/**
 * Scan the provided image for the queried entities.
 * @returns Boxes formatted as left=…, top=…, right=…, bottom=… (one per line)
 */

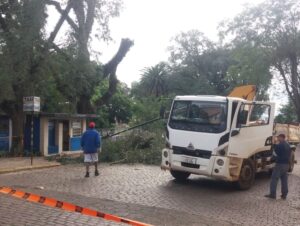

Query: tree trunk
left=11, top=107, right=24, bottom=156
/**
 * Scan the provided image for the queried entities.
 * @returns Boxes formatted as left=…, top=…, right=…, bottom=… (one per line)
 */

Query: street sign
left=23, top=96, right=40, bottom=112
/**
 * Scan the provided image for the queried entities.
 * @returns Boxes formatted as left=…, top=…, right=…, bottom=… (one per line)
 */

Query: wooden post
left=30, top=112, right=34, bottom=166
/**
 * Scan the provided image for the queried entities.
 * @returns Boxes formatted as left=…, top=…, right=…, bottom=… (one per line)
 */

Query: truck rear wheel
left=170, top=170, right=190, bottom=182
left=288, top=151, right=295, bottom=172
left=235, top=159, right=255, bottom=190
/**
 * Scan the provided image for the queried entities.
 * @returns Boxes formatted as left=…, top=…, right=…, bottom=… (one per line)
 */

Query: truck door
left=228, top=102, right=275, bottom=159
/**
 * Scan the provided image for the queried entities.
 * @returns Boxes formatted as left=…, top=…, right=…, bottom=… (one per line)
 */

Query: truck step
left=229, top=164, right=238, bottom=169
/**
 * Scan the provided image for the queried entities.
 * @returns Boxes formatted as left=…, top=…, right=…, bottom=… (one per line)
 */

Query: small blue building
left=0, top=116, right=12, bottom=152
left=23, top=113, right=97, bottom=156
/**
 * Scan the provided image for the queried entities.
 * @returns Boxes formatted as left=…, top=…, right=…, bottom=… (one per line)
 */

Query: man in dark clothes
left=265, top=134, right=291, bottom=200
left=81, top=122, right=101, bottom=178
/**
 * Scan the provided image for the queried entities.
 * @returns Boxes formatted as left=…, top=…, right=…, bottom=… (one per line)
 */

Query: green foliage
left=226, top=44, right=272, bottom=100
left=168, top=30, right=230, bottom=95
left=0, top=0, right=47, bottom=103
left=133, top=29, right=273, bottom=99
left=275, top=100, right=297, bottom=123
left=100, top=128, right=164, bottom=165
left=130, top=97, right=171, bottom=124
left=132, top=62, right=170, bottom=97
left=221, top=0, right=300, bottom=117
left=92, top=82, right=133, bottom=128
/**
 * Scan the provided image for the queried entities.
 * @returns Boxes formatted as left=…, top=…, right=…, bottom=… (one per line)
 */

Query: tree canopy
left=0, top=0, right=133, bottom=153
left=221, top=0, right=300, bottom=118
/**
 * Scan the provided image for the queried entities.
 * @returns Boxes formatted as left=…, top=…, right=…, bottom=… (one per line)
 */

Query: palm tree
left=140, top=62, right=169, bottom=97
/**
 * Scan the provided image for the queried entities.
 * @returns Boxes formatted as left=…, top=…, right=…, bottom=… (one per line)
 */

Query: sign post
left=23, top=97, right=40, bottom=165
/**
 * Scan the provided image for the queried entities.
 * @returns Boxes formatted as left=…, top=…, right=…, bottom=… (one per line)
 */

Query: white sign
left=23, top=96, right=40, bottom=112
left=72, top=121, right=81, bottom=129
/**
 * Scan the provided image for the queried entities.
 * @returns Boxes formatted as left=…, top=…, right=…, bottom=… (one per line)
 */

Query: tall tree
left=168, top=30, right=233, bottom=95
left=0, top=0, right=48, bottom=153
left=133, top=62, right=169, bottom=97
left=221, top=0, right=300, bottom=119
left=226, top=44, right=272, bottom=100
left=46, top=0, right=133, bottom=113
left=0, top=0, right=133, bottom=154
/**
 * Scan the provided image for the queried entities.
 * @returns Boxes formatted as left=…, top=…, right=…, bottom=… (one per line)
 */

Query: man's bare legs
left=85, top=162, right=99, bottom=177
left=94, top=162, right=99, bottom=176
left=85, top=163, right=90, bottom=177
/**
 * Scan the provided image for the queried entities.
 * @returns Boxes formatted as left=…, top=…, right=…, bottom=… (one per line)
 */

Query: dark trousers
left=270, top=163, right=289, bottom=197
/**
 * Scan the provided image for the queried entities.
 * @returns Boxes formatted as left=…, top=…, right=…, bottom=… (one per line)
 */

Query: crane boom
left=228, top=85, right=256, bottom=101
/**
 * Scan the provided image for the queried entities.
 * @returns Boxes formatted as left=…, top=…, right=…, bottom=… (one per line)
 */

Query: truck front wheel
left=235, top=159, right=255, bottom=190
left=170, top=170, right=190, bottom=182
left=288, top=151, right=295, bottom=173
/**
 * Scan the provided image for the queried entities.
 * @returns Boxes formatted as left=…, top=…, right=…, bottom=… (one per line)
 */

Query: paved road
left=0, top=150, right=300, bottom=226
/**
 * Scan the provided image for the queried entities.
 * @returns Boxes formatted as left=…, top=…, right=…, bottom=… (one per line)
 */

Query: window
left=237, top=104, right=270, bottom=127
left=169, top=101, right=227, bottom=133
left=231, top=102, right=238, bottom=126
left=72, top=120, right=82, bottom=137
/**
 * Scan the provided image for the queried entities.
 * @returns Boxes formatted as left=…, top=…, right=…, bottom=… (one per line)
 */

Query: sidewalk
left=0, top=157, right=60, bottom=174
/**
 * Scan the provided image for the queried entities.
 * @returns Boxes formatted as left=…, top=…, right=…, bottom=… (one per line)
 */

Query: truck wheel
left=235, top=159, right=255, bottom=190
left=288, top=151, right=295, bottom=173
left=170, top=170, right=190, bottom=182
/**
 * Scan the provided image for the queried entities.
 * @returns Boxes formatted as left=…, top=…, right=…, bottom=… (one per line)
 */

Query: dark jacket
left=274, top=141, right=291, bottom=164
left=80, top=129, right=101, bottom=154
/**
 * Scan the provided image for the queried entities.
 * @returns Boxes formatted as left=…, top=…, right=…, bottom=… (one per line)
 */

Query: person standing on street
left=81, top=122, right=101, bottom=177
left=265, top=134, right=291, bottom=200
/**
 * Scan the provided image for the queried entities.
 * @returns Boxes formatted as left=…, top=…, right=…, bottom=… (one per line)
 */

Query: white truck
left=161, top=87, right=297, bottom=189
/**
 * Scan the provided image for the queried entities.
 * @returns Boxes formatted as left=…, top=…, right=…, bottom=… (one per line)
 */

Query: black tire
left=288, top=151, right=295, bottom=173
left=235, top=159, right=255, bottom=190
left=170, top=170, right=190, bottom=182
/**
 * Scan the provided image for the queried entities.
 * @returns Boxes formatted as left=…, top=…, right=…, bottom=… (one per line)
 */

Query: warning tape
left=0, top=187, right=152, bottom=226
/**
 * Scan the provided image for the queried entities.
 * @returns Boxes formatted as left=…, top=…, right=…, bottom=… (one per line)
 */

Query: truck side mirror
left=231, top=129, right=240, bottom=137
left=159, top=106, right=166, bottom=118
left=164, top=111, right=170, bottom=120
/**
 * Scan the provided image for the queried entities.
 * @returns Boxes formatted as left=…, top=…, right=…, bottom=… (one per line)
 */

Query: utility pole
left=23, top=97, right=40, bottom=165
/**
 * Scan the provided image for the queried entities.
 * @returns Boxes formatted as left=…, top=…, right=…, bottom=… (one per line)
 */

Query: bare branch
left=276, top=62, right=295, bottom=102
left=103, top=38, right=134, bottom=78
left=45, top=0, right=79, bottom=33
left=47, top=0, right=74, bottom=44
left=85, top=0, right=96, bottom=36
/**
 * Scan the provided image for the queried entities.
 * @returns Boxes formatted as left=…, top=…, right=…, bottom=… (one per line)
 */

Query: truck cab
left=161, top=95, right=275, bottom=189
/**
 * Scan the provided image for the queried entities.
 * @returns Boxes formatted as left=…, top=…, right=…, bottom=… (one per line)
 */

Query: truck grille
left=172, top=146, right=211, bottom=159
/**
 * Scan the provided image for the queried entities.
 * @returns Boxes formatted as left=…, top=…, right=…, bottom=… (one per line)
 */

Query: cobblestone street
left=0, top=150, right=300, bottom=226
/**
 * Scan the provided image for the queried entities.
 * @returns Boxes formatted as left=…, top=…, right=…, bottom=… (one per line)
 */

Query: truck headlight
left=217, top=159, right=224, bottom=166
left=218, top=149, right=226, bottom=156
left=165, top=141, right=170, bottom=148
left=163, top=150, right=168, bottom=158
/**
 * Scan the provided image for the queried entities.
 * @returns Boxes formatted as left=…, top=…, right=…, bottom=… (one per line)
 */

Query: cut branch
left=103, top=38, right=134, bottom=78
left=95, top=38, right=134, bottom=106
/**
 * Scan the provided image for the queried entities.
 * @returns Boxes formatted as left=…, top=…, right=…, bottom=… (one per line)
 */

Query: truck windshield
left=169, top=101, right=227, bottom=133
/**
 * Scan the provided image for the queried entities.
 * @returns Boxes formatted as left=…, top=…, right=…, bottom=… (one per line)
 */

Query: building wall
left=40, top=117, right=87, bottom=156
left=40, top=117, right=49, bottom=156
left=0, top=116, right=11, bottom=152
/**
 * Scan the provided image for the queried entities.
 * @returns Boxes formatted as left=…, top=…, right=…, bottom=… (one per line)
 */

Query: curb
left=0, top=163, right=61, bottom=174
